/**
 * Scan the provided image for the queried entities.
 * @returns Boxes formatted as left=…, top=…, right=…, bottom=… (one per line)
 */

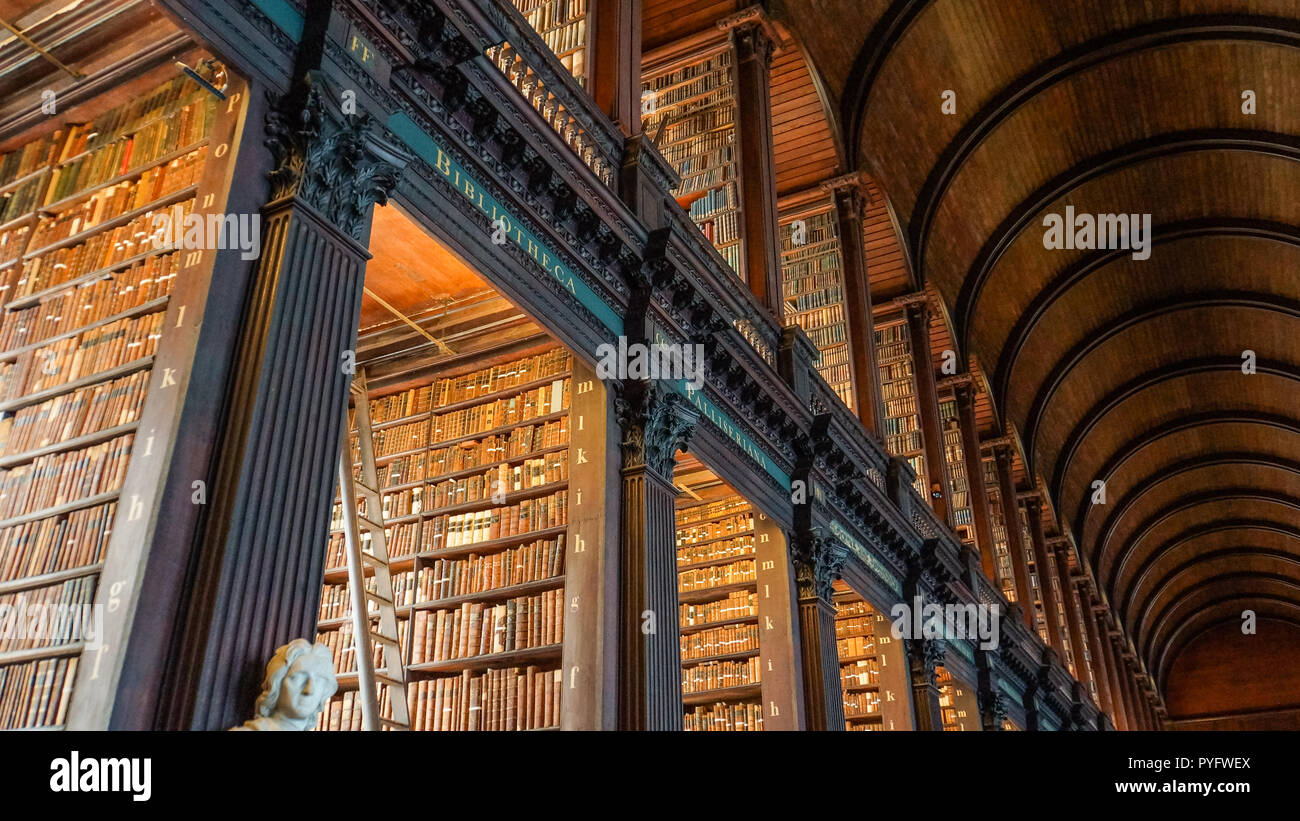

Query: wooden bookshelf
left=642, top=45, right=744, bottom=278
left=676, top=493, right=763, bottom=730
left=936, top=665, right=970, bottom=731
left=315, top=346, right=576, bottom=731
left=1017, top=505, right=1050, bottom=644
left=939, top=396, right=975, bottom=546
left=0, top=68, right=229, bottom=730
left=981, top=455, right=1017, bottom=602
left=510, top=0, right=588, bottom=85
left=874, top=317, right=927, bottom=497
left=833, top=583, right=912, bottom=730
left=780, top=199, right=854, bottom=410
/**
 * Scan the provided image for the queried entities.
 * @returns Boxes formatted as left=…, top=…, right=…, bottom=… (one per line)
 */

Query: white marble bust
left=233, top=639, right=338, bottom=731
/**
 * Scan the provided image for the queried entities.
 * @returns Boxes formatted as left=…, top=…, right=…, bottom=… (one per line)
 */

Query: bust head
left=243, top=639, right=338, bottom=731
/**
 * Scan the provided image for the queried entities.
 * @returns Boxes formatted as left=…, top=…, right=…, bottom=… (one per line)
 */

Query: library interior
left=0, top=0, right=1296, bottom=732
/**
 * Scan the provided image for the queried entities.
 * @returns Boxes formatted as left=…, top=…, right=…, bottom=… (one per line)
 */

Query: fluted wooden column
left=1054, top=544, right=1097, bottom=698
left=1024, top=496, right=1067, bottom=656
left=953, top=379, right=998, bottom=581
left=901, top=296, right=953, bottom=525
left=822, top=174, right=884, bottom=435
left=160, top=73, right=409, bottom=730
left=1079, top=583, right=1115, bottom=720
left=793, top=532, right=850, bottom=730
left=1097, top=610, right=1128, bottom=732
left=614, top=378, right=698, bottom=730
left=721, top=8, right=783, bottom=318
left=992, top=445, right=1035, bottom=627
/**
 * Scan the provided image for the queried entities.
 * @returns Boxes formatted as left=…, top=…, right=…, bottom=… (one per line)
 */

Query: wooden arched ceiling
left=769, top=22, right=842, bottom=195
left=785, top=0, right=1300, bottom=701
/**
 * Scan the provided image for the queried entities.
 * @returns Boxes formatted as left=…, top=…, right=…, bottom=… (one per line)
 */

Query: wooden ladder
left=336, top=367, right=410, bottom=731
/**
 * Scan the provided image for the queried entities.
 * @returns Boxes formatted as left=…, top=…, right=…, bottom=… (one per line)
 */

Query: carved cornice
left=613, top=380, right=699, bottom=479
left=265, top=72, right=410, bottom=241
left=935, top=372, right=975, bottom=391
left=793, top=531, right=851, bottom=602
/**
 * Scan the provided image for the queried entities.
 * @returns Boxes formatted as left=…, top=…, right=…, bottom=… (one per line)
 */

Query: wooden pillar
left=906, top=641, right=946, bottom=731
left=1115, top=640, right=1141, bottom=730
left=901, top=296, right=953, bottom=524
left=1079, top=584, right=1115, bottom=720
left=992, top=445, right=1034, bottom=627
left=821, top=174, right=884, bottom=436
left=1097, top=611, right=1131, bottom=731
left=159, top=72, right=411, bottom=729
left=588, top=0, right=641, bottom=135
left=1024, top=497, right=1067, bottom=656
left=719, top=9, right=783, bottom=320
left=1054, top=544, right=1097, bottom=698
left=953, top=379, right=998, bottom=581
left=792, top=532, right=849, bottom=730
left=613, top=377, right=699, bottom=730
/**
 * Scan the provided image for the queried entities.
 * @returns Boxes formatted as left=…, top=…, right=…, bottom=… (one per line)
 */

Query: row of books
left=0, top=176, right=47, bottom=224
left=0, top=656, right=78, bottom=729
left=409, top=589, right=564, bottom=663
left=884, top=395, right=918, bottom=419
left=841, top=659, right=879, bottom=690
left=885, top=431, right=923, bottom=456
left=315, top=622, right=390, bottom=673
left=526, top=11, right=585, bottom=57
left=426, top=453, right=568, bottom=509
left=804, top=323, right=847, bottom=349
left=27, top=171, right=191, bottom=254
left=418, top=535, right=565, bottom=600
left=369, top=419, right=426, bottom=459
left=0, top=133, right=63, bottom=188
left=681, top=656, right=761, bottom=693
left=314, top=687, right=394, bottom=732
left=0, top=225, right=29, bottom=269
left=658, top=128, right=733, bottom=170
left=0, top=434, right=133, bottom=521
left=0, top=502, right=115, bottom=582
left=6, top=202, right=192, bottom=303
left=322, top=521, right=421, bottom=569
left=676, top=495, right=749, bottom=526
left=58, top=75, right=208, bottom=161
left=0, top=312, right=163, bottom=402
left=837, top=635, right=877, bottom=659
left=680, top=623, right=759, bottom=661
left=676, top=511, right=752, bottom=546
left=406, top=666, right=562, bottom=731
left=0, top=255, right=177, bottom=352
left=47, top=136, right=208, bottom=211
left=677, top=534, right=754, bottom=568
left=686, top=181, right=737, bottom=220
left=426, top=379, right=569, bottom=444
left=367, top=349, right=571, bottom=423
left=684, top=701, right=763, bottom=731
left=425, top=490, right=568, bottom=549
left=880, top=373, right=919, bottom=401
left=421, top=419, right=569, bottom=481
left=0, top=369, right=149, bottom=457
left=679, top=590, right=757, bottom=629
left=882, top=413, right=921, bottom=437
left=845, top=690, right=881, bottom=719
left=835, top=614, right=875, bottom=639
left=678, top=558, right=755, bottom=593
left=45, top=109, right=210, bottom=205
left=784, top=283, right=844, bottom=313
left=0, top=575, right=97, bottom=653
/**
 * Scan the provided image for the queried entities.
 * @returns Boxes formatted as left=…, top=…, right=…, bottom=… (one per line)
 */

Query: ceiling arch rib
left=1092, top=455, right=1300, bottom=581
left=1048, top=359, right=1300, bottom=507
left=1133, top=547, right=1300, bottom=643
left=1148, top=584, right=1300, bottom=676
left=951, top=129, right=1300, bottom=358
left=995, top=220, right=1300, bottom=410
left=908, top=16, right=1300, bottom=283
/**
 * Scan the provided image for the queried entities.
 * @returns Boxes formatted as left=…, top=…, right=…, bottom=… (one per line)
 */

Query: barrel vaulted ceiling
left=777, top=0, right=1300, bottom=699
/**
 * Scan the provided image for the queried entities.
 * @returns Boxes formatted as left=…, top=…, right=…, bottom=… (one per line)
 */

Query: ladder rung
left=355, top=481, right=379, bottom=495
left=371, top=631, right=400, bottom=646
left=358, top=515, right=386, bottom=532
left=379, top=718, right=408, bottom=730
left=365, top=591, right=393, bottom=608
left=376, top=672, right=406, bottom=689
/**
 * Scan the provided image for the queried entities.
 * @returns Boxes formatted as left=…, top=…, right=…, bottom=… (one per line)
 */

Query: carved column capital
left=793, top=531, right=850, bottom=603
left=718, top=6, right=779, bottom=66
left=906, top=637, right=947, bottom=687
left=613, top=381, right=699, bottom=479
left=265, top=71, right=410, bottom=241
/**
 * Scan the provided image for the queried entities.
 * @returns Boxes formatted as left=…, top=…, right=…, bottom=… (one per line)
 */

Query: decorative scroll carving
left=793, top=532, right=850, bottom=602
left=265, top=72, right=408, bottom=241
left=613, top=381, right=699, bottom=479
